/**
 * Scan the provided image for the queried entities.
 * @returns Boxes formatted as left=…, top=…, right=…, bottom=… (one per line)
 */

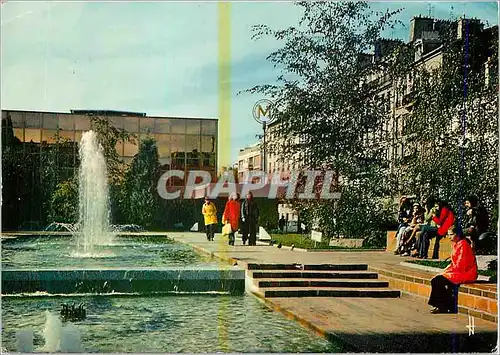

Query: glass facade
left=2, top=110, right=218, bottom=183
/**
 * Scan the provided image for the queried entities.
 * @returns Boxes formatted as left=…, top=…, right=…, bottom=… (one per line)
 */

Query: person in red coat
left=222, top=192, right=241, bottom=246
left=419, top=199, right=456, bottom=259
left=428, top=225, right=478, bottom=314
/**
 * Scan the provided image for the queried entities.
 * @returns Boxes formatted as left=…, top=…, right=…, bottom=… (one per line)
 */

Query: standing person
left=419, top=199, right=455, bottom=259
left=202, top=196, right=217, bottom=241
left=428, top=225, right=477, bottom=314
left=463, top=195, right=489, bottom=250
left=222, top=192, right=240, bottom=246
left=241, top=192, right=260, bottom=246
left=278, top=215, right=286, bottom=233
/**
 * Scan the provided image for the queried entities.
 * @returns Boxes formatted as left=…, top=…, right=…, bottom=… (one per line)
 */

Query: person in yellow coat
left=202, top=196, right=217, bottom=241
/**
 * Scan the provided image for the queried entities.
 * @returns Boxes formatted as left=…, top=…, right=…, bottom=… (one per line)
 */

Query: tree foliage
left=389, top=20, right=498, bottom=230
left=120, top=137, right=161, bottom=228
left=245, top=1, right=402, bottom=240
left=49, top=178, right=78, bottom=223
left=247, top=2, right=498, bottom=242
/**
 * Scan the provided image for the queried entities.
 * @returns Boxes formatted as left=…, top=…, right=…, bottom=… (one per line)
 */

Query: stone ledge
left=386, top=230, right=452, bottom=260
left=2, top=269, right=245, bottom=295
left=377, top=272, right=498, bottom=323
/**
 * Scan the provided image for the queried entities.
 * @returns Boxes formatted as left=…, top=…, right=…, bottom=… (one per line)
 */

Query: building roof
left=1, top=108, right=217, bottom=121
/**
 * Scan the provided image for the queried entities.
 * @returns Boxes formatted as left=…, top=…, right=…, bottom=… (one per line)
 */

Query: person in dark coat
left=463, top=195, right=489, bottom=250
left=278, top=215, right=286, bottom=232
left=241, top=191, right=259, bottom=246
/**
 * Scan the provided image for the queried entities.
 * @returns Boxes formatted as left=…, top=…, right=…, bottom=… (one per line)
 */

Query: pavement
left=167, top=232, right=499, bottom=353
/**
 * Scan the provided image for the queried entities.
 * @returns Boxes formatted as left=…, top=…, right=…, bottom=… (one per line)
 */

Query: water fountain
left=76, top=131, right=113, bottom=255
left=1, top=130, right=341, bottom=353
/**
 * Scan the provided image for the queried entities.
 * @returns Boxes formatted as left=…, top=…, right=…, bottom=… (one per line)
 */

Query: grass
left=407, top=259, right=496, bottom=278
left=269, top=233, right=378, bottom=250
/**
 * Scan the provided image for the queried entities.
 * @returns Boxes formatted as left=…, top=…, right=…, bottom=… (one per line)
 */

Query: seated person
left=428, top=225, right=477, bottom=314
left=393, top=197, right=413, bottom=253
left=418, top=199, right=455, bottom=259
left=397, top=203, right=424, bottom=256
left=463, top=195, right=489, bottom=250
left=410, top=197, right=437, bottom=257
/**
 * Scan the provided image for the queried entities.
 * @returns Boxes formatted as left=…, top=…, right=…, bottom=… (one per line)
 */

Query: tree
left=49, top=178, right=78, bottom=223
left=389, top=19, right=498, bottom=231
left=121, top=137, right=161, bottom=229
left=245, top=1, right=402, bottom=239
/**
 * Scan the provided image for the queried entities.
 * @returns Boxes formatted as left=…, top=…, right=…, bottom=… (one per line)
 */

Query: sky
left=1, top=1, right=498, bottom=163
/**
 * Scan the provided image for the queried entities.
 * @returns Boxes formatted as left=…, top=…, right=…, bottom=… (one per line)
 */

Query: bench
left=386, top=230, right=452, bottom=260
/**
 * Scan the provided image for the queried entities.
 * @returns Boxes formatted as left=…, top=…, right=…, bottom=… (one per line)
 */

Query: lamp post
left=252, top=98, right=275, bottom=173
left=262, top=122, right=267, bottom=173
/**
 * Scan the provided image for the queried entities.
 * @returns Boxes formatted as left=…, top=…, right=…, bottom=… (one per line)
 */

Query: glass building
left=2, top=109, right=218, bottom=182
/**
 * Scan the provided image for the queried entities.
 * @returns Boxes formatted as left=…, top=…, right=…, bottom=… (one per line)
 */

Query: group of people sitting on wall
left=393, top=195, right=489, bottom=259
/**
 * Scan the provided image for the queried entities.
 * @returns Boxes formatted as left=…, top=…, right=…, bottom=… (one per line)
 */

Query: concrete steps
left=256, top=279, right=389, bottom=288
left=247, top=263, right=368, bottom=271
left=250, top=271, right=379, bottom=279
left=256, top=287, right=401, bottom=298
left=248, top=264, right=400, bottom=299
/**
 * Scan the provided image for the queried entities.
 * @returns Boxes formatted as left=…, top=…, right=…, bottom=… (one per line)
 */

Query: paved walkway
left=167, top=232, right=498, bottom=353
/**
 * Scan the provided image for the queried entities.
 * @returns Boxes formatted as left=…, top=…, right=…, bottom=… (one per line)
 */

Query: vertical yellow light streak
left=217, top=1, right=231, bottom=352
left=218, top=1, right=231, bottom=171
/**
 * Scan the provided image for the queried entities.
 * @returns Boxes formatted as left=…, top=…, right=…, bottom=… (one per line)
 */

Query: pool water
left=2, top=294, right=342, bottom=353
left=1, top=235, right=217, bottom=269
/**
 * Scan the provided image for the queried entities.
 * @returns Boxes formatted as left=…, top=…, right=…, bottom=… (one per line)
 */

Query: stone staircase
left=247, top=263, right=400, bottom=298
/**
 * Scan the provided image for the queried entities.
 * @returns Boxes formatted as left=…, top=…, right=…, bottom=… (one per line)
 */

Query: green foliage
left=255, top=198, right=278, bottom=230
left=247, top=4, right=498, bottom=243
left=49, top=179, right=78, bottom=223
left=388, top=20, right=498, bottom=231
left=121, top=137, right=160, bottom=229
left=245, top=2, right=402, bottom=240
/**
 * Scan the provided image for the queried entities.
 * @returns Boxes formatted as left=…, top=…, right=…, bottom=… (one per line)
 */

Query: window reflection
left=186, top=135, right=200, bottom=151
left=59, top=114, right=74, bottom=130
left=201, top=120, right=217, bottom=135
left=25, top=112, right=40, bottom=128
left=109, top=117, right=123, bottom=130
left=155, top=134, right=171, bottom=158
left=75, top=115, right=90, bottom=131
left=59, top=130, right=75, bottom=142
left=42, top=130, right=58, bottom=144
left=171, top=119, right=185, bottom=134
left=75, top=131, right=83, bottom=144
left=171, top=152, right=186, bottom=169
left=186, top=120, right=201, bottom=135
left=42, top=113, right=58, bottom=129
left=123, top=117, right=139, bottom=133
left=155, top=118, right=171, bottom=134
left=171, top=134, right=185, bottom=153
left=25, top=129, right=41, bottom=143
left=10, top=112, right=25, bottom=128
left=13, top=129, right=24, bottom=142
left=139, top=117, right=154, bottom=134
left=201, top=136, right=216, bottom=153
